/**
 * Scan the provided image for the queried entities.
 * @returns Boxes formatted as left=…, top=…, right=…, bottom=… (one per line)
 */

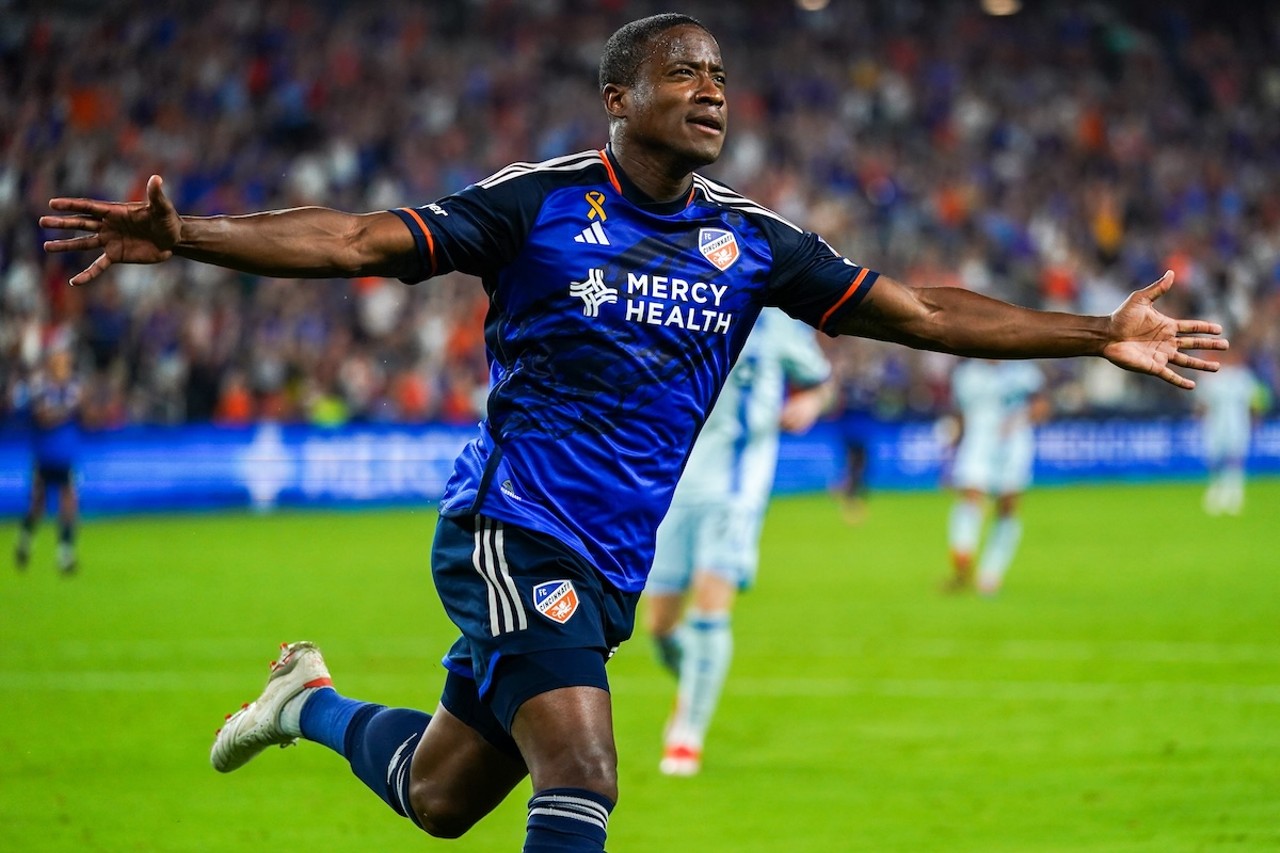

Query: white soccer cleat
left=210, top=641, right=332, bottom=773
left=659, top=742, right=702, bottom=777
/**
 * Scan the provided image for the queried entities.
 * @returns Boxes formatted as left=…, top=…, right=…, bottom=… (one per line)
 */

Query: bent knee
left=409, top=780, right=483, bottom=839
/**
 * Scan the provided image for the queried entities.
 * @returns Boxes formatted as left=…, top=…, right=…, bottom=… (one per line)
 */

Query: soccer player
left=1195, top=346, right=1267, bottom=516
left=645, top=307, right=831, bottom=776
left=39, top=14, right=1226, bottom=851
left=943, top=359, right=1049, bottom=596
left=14, top=347, right=83, bottom=574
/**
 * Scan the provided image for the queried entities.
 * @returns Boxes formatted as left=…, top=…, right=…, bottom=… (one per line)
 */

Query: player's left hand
left=1101, top=271, right=1227, bottom=390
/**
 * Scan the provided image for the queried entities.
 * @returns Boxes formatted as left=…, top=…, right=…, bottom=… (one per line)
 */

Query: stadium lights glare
left=796, top=0, right=831, bottom=11
left=981, top=0, right=1022, bottom=14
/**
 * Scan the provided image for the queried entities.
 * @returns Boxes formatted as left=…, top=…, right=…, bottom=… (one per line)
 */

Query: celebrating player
left=39, top=14, right=1226, bottom=852
left=645, top=307, right=831, bottom=776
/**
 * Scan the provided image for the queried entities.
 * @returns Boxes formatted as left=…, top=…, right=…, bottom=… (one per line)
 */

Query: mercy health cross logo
left=569, top=268, right=617, bottom=317
left=698, top=228, right=740, bottom=272
left=533, top=580, right=580, bottom=624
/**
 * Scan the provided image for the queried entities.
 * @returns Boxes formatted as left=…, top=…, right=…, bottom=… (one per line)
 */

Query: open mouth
left=688, top=116, right=723, bottom=134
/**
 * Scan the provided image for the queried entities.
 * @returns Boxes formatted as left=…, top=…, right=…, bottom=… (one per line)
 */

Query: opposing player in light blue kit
left=1195, top=346, right=1267, bottom=516
left=40, top=13, right=1227, bottom=851
left=645, top=307, right=831, bottom=776
left=944, top=359, right=1049, bottom=595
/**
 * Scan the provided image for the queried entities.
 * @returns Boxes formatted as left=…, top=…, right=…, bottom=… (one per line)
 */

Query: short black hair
left=598, top=13, right=708, bottom=92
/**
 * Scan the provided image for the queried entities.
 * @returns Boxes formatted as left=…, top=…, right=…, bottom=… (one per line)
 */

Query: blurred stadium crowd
left=2, top=0, right=1278, bottom=428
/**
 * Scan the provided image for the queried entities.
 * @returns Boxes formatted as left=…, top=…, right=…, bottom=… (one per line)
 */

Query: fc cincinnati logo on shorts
left=532, top=580, right=580, bottom=624
left=698, top=228, right=740, bottom=272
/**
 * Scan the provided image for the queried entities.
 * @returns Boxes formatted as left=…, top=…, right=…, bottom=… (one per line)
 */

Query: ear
left=602, top=83, right=628, bottom=120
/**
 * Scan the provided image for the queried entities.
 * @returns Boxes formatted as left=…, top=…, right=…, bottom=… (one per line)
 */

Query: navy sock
left=524, top=787, right=613, bottom=852
left=298, top=686, right=366, bottom=754
left=334, top=701, right=431, bottom=828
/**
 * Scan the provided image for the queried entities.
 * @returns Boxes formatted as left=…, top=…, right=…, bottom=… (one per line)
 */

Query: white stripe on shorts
left=472, top=518, right=528, bottom=636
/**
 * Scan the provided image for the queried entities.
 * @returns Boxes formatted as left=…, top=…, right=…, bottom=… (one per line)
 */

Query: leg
left=976, top=493, right=1023, bottom=595
left=1221, top=458, right=1246, bottom=515
left=56, top=480, right=78, bottom=573
left=407, top=702, right=529, bottom=837
left=212, top=643, right=528, bottom=839
left=511, top=686, right=617, bottom=799
left=662, top=568, right=735, bottom=775
left=841, top=439, right=869, bottom=525
left=646, top=506, right=697, bottom=677
left=15, top=472, right=46, bottom=568
left=644, top=590, right=686, bottom=676
left=946, top=488, right=984, bottom=590
left=511, top=685, right=617, bottom=852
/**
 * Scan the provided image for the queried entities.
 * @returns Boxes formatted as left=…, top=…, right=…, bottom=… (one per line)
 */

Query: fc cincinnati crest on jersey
left=532, top=580, right=580, bottom=624
left=699, top=228, right=740, bottom=272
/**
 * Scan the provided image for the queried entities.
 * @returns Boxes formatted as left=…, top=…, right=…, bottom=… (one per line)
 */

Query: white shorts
left=951, top=430, right=1035, bottom=495
left=645, top=500, right=764, bottom=595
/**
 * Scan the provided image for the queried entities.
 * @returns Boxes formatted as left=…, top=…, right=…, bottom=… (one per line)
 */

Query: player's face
left=624, top=25, right=727, bottom=168
left=47, top=350, right=72, bottom=381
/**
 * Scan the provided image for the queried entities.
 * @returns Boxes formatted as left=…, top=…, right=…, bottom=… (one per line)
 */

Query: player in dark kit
left=40, top=14, right=1226, bottom=852
left=14, top=347, right=83, bottom=574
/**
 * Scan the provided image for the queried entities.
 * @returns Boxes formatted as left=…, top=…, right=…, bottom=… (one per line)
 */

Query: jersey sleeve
left=761, top=222, right=880, bottom=336
left=388, top=172, right=544, bottom=284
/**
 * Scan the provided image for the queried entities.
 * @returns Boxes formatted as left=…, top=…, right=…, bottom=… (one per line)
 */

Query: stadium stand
left=3, top=0, right=1277, bottom=427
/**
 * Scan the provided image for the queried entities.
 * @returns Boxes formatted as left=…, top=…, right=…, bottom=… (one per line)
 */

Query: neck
left=608, top=140, right=695, bottom=203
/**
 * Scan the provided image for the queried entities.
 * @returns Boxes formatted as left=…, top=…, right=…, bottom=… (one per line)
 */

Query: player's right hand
left=41, top=174, right=181, bottom=286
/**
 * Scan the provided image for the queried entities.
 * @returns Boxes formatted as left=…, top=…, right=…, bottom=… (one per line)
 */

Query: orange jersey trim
left=398, top=207, right=438, bottom=277
left=597, top=150, right=623, bottom=194
left=820, top=267, right=870, bottom=331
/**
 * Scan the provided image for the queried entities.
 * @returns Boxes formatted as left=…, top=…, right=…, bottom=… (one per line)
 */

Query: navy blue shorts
left=35, top=463, right=73, bottom=487
left=432, top=514, right=640, bottom=739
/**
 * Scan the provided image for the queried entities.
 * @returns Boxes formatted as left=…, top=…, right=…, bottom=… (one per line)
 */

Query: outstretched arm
left=41, top=175, right=418, bottom=285
left=829, top=271, right=1226, bottom=390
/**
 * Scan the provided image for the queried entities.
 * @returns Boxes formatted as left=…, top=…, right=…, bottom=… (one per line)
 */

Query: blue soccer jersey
left=390, top=147, right=878, bottom=592
left=29, top=376, right=82, bottom=468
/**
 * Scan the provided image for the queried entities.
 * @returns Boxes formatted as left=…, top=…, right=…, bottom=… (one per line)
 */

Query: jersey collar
left=601, top=146, right=696, bottom=215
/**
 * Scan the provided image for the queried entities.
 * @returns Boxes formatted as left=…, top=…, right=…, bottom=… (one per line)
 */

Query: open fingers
left=1158, top=367, right=1196, bottom=391
left=39, top=214, right=103, bottom=233
left=1169, top=351, right=1221, bottom=373
left=68, top=254, right=114, bottom=287
left=47, top=197, right=116, bottom=216
left=1176, top=335, right=1228, bottom=351
left=1139, top=270, right=1175, bottom=301
left=147, top=175, right=168, bottom=211
left=1176, top=321, right=1225, bottom=337
left=44, top=235, right=103, bottom=254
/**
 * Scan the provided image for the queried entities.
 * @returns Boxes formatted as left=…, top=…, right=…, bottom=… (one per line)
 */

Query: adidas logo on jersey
left=574, top=220, right=610, bottom=246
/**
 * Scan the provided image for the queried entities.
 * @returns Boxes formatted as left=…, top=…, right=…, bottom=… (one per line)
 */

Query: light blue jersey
left=1197, top=364, right=1261, bottom=463
left=950, top=359, right=1045, bottom=495
left=674, top=308, right=831, bottom=507
left=648, top=309, right=830, bottom=592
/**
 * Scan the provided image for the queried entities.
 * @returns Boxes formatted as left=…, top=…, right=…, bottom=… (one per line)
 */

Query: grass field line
left=4, top=670, right=1280, bottom=705
left=803, top=637, right=1280, bottom=664
left=7, top=635, right=1276, bottom=664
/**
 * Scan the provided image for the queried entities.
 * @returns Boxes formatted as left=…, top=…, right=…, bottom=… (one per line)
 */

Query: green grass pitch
left=3, top=478, right=1278, bottom=851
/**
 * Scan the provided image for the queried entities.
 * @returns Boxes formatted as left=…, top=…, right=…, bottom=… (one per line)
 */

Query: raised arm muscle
left=830, top=275, right=1109, bottom=359
left=175, top=208, right=418, bottom=280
